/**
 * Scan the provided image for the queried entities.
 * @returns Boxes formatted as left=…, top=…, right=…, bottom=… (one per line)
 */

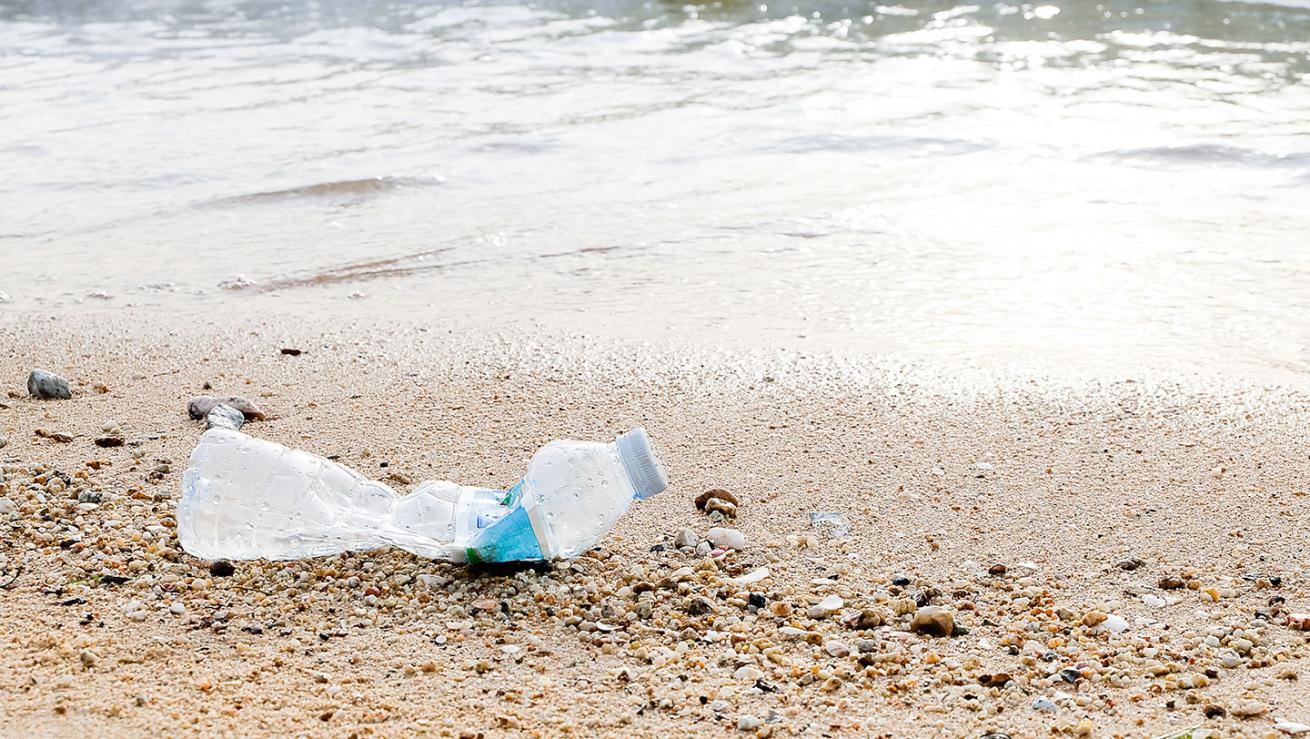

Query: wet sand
left=1, top=320, right=1309, bottom=738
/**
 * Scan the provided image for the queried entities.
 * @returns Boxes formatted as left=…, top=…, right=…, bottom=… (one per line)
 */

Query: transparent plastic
left=176, top=427, right=667, bottom=562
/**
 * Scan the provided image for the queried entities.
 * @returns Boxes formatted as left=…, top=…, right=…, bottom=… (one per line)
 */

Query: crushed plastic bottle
left=176, top=427, right=668, bottom=563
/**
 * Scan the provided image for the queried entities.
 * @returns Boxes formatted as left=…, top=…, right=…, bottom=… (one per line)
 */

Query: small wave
left=1087, top=144, right=1310, bottom=169
left=767, top=134, right=988, bottom=157
left=204, top=175, right=445, bottom=207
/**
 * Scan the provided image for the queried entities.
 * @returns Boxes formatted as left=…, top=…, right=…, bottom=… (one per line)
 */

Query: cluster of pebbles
left=2, top=367, right=1309, bottom=736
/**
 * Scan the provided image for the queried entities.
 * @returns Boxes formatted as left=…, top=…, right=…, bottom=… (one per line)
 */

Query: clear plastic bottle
left=176, top=427, right=668, bottom=562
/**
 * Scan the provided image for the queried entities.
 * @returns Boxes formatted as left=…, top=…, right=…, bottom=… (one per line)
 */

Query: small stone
left=706, top=527, right=746, bottom=550
left=1100, top=614, right=1129, bottom=634
left=209, top=560, right=236, bottom=577
left=1158, top=575, right=1185, bottom=590
left=1032, top=697, right=1057, bottom=712
left=1231, top=699, right=1268, bottom=718
left=27, top=369, right=71, bottom=399
left=417, top=574, right=451, bottom=589
left=748, top=593, right=766, bottom=609
left=673, top=528, right=698, bottom=549
left=704, top=497, right=737, bottom=517
left=35, top=429, right=73, bottom=443
left=988, top=563, right=1007, bottom=576
left=1115, top=557, right=1144, bottom=571
left=1202, top=703, right=1226, bottom=718
left=695, top=488, right=739, bottom=510
left=687, top=597, right=714, bottom=616
left=909, top=606, right=955, bottom=638
left=845, top=609, right=884, bottom=630
left=808, top=594, right=844, bottom=619
left=280, top=348, right=303, bottom=356
left=736, top=714, right=761, bottom=731
left=187, top=395, right=266, bottom=421
left=1082, top=610, right=1107, bottom=627
left=94, top=435, right=124, bottom=448
left=824, top=640, right=851, bottom=657
left=857, top=640, right=878, bottom=654
left=78, top=490, right=103, bottom=504
left=890, top=574, right=912, bottom=586
left=733, top=567, right=770, bottom=585
left=1274, top=721, right=1310, bottom=735
left=0, top=433, right=7, bottom=449
left=1287, top=613, right=1310, bottom=631
left=79, top=650, right=98, bottom=669
left=206, top=404, right=246, bottom=431
left=169, top=602, right=186, bottom=615
left=695, top=541, right=713, bottom=557
left=471, top=598, right=497, bottom=612
left=733, top=665, right=763, bottom=681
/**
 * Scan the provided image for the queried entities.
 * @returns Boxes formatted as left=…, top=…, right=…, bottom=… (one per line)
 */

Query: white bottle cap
left=616, top=427, right=669, bottom=500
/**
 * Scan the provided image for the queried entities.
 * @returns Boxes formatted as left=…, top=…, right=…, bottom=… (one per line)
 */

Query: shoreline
left=1, top=320, right=1308, bottom=737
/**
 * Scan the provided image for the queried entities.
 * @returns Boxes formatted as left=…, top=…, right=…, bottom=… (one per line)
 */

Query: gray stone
left=27, top=369, right=71, bottom=399
left=0, top=433, right=7, bottom=449
left=206, top=404, right=246, bottom=431
left=188, top=395, right=265, bottom=421
left=673, top=527, right=698, bottom=549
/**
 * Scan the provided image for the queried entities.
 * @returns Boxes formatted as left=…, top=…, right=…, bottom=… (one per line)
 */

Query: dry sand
left=1, top=319, right=1309, bottom=738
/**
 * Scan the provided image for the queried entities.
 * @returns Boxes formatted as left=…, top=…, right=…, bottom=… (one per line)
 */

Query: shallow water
left=2, top=0, right=1309, bottom=372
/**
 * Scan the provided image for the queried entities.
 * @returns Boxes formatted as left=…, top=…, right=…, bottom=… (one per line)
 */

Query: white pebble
left=707, top=527, right=746, bottom=550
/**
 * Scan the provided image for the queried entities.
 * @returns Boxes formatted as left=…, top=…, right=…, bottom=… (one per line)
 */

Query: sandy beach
left=1, top=318, right=1307, bottom=738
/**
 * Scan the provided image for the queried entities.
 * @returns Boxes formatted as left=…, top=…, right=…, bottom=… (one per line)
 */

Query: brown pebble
left=209, top=560, right=236, bottom=577
left=1158, top=576, right=1185, bottom=590
left=1202, top=703, right=1226, bottom=718
left=35, top=429, right=74, bottom=443
left=471, top=599, right=497, bottom=612
left=694, top=488, right=739, bottom=510
left=94, top=436, right=124, bottom=448
left=280, top=348, right=303, bottom=356
left=845, top=609, right=884, bottom=630
left=987, top=563, right=1007, bottom=576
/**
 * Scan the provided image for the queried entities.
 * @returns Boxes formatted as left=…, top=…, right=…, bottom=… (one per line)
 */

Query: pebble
left=845, top=609, right=884, bottom=630
left=736, top=714, right=761, bottom=731
left=1275, top=722, right=1310, bottom=735
left=0, top=433, right=7, bottom=449
left=206, top=404, right=246, bottom=431
left=706, top=527, right=746, bottom=550
left=1288, top=613, right=1310, bottom=631
left=909, top=606, right=955, bottom=637
left=187, top=395, right=266, bottom=421
left=1032, top=697, right=1057, bottom=712
left=673, top=528, right=698, bottom=549
left=1115, top=557, right=1144, bottom=571
left=27, top=369, right=71, bottom=399
left=733, top=567, right=770, bottom=585
left=209, top=560, right=236, bottom=577
left=94, top=435, right=125, bottom=448
left=1231, top=699, right=1269, bottom=717
left=705, top=497, right=737, bottom=517
left=695, top=488, right=739, bottom=510
left=857, top=640, right=877, bottom=654
left=1100, top=614, right=1129, bottom=634
left=733, top=666, right=763, bottom=681
left=808, top=594, right=844, bottom=619
left=824, top=640, right=851, bottom=657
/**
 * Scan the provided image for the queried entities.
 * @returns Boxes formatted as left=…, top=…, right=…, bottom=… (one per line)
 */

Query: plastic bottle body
left=178, top=429, right=508, bottom=561
left=176, top=427, right=667, bottom=562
